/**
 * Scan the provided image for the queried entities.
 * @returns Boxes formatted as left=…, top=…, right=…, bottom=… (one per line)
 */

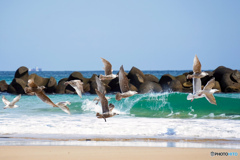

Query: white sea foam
left=0, top=114, right=240, bottom=140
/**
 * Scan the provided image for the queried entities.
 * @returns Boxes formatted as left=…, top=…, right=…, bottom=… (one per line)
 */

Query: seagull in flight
left=64, top=80, right=84, bottom=98
left=95, top=89, right=118, bottom=122
left=93, top=76, right=111, bottom=104
left=115, top=65, right=137, bottom=101
left=99, top=58, right=118, bottom=80
left=2, top=94, right=21, bottom=109
left=187, top=55, right=208, bottom=79
left=25, top=79, right=71, bottom=114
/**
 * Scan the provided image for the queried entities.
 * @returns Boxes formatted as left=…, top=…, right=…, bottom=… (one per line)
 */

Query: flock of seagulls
left=2, top=56, right=218, bottom=121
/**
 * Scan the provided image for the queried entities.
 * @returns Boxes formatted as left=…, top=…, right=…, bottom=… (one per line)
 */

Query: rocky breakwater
left=4, top=66, right=58, bottom=94
left=0, top=66, right=240, bottom=95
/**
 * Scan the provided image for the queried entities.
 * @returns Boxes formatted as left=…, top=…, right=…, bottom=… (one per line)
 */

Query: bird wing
left=56, top=102, right=71, bottom=115
left=28, top=79, right=38, bottom=88
left=193, top=55, right=202, bottom=73
left=192, top=78, right=202, bottom=94
left=95, top=76, right=106, bottom=94
left=204, top=93, right=217, bottom=105
left=76, top=80, right=84, bottom=92
left=95, top=89, right=109, bottom=113
left=74, top=80, right=83, bottom=98
left=10, top=94, right=21, bottom=105
left=119, top=65, right=130, bottom=93
left=109, top=104, right=115, bottom=112
left=24, top=87, right=33, bottom=94
left=101, top=58, right=112, bottom=75
left=2, top=96, right=10, bottom=105
left=35, top=91, right=58, bottom=107
left=203, top=78, right=215, bottom=90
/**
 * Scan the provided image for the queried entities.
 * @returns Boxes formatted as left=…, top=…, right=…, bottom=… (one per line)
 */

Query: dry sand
left=0, top=146, right=239, bottom=160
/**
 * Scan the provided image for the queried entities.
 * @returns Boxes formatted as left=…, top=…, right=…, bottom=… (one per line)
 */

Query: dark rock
left=212, top=66, right=240, bottom=92
left=213, top=66, right=233, bottom=81
left=138, top=81, right=162, bottom=94
left=56, top=78, right=68, bottom=94
left=159, top=74, right=176, bottom=91
left=145, top=74, right=159, bottom=83
left=7, top=78, right=27, bottom=94
left=231, top=70, right=240, bottom=83
left=14, top=66, right=29, bottom=82
left=108, top=77, right=120, bottom=92
left=83, top=83, right=91, bottom=93
left=127, top=67, right=145, bottom=88
left=214, top=81, right=222, bottom=92
left=183, top=81, right=192, bottom=88
left=175, top=75, right=186, bottom=85
left=220, top=73, right=240, bottom=92
left=169, top=79, right=182, bottom=92
left=7, top=85, right=16, bottom=94
left=29, top=74, right=49, bottom=86
left=89, top=74, right=98, bottom=94
left=0, top=80, right=8, bottom=92
left=67, top=72, right=88, bottom=83
left=129, top=83, right=138, bottom=92
left=182, top=87, right=193, bottom=93
left=201, top=71, right=214, bottom=86
left=45, top=77, right=57, bottom=93
left=225, top=86, right=240, bottom=92
left=183, top=71, right=193, bottom=77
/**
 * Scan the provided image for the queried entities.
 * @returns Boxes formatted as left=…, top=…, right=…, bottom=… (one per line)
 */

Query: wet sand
left=0, top=146, right=239, bottom=160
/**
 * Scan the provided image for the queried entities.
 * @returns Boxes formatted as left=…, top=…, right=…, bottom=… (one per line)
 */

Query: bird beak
left=191, top=99, right=194, bottom=102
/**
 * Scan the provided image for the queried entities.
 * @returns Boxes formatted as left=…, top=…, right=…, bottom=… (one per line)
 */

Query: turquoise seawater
left=0, top=71, right=240, bottom=148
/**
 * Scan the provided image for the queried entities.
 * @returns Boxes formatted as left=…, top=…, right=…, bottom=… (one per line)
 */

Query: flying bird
left=2, top=94, right=21, bottom=109
left=187, top=78, right=218, bottom=105
left=115, top=65, right=137, bottom=101
left=25, top=79, right=58, bottom=107
left=64, top=80, right=84, bottom=98
left=197, top=78, right=219, bottom=105
left=55, top=101, right=71, bottom=115
left=99, top=58, right=118, bottom=80
left=93, top=76, right=111, bottom=104
left=95, top=89, right=118, bottom=122
left=187, top=78, right=204, bottom=101
left=25, top=79, right=71, bottom=114
left=187, top=55, right=208, bottom=79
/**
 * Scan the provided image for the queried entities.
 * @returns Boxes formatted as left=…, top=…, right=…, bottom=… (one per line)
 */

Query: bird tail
left=24, top=87, right=32, bottom=94
left=96, top=113, right=103, bottom=119
left=186, top=74, right=193, bottom=79
left=115, top=92, right=122, bottom=101
left=99, top=75, right=104, bottom=80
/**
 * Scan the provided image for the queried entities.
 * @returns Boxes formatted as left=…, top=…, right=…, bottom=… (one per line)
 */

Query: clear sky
left=0, top=0, right=239, bottom=71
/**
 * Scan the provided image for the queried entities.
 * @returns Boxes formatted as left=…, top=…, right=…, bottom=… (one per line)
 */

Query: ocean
left=0, top=71, right=240, bottom=148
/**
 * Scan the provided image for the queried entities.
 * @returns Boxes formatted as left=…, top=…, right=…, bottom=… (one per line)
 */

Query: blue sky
left=0, top=0, right=239, bottom=71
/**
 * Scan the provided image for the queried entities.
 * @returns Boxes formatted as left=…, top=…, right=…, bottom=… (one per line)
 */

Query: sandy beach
left=0, top=146, right=239, bottom=160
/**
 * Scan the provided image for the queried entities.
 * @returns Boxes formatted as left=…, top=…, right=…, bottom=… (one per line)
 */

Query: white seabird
left=2, top=94, right=21, bottom=109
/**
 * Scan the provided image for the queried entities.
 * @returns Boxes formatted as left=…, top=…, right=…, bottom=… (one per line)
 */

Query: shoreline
left=0, top=146, right=239, bottom=160
left=1, top=135, right=239, bottom=149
